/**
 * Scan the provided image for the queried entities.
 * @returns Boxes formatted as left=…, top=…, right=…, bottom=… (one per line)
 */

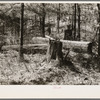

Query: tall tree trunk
left=2, top=14, right=6, bottom=35
left=72, top=5, right=74, bottom=39
left=97, top=4, right=100, bottom=56
left=74, top=4, right=77, bottom=40
left=2, top=22, right=5, bottom=35
left=19, top=3, right=24, bottom=61
left=34, top=14, right=37, bottom=26
left=42, top=15, right=45, bottom=37
left=17, top=24, right=20, bottom=38
left=57, top=3, right=60, bottom=34
left=47, top=14, right=51, bottom=35
left=41, top=3, right=45, bottom=37
left=40, top=17, right=42, bottom=34
left=77, top=4, right=80, bottom=41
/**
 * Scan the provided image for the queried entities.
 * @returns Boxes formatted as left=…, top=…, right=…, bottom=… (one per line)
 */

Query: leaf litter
left=0, top=50, right=100, bottom=85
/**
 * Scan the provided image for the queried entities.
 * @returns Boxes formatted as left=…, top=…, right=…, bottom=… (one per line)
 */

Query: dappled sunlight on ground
left=0, top=50, right=100, bottom=85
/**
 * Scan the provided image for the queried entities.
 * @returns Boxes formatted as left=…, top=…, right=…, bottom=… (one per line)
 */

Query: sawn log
left=32, top=35, right=92, bottom=53
left=1, top=35, right=92, bottom=53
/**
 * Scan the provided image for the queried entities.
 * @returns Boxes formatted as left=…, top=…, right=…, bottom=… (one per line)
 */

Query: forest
left=0, top=3, right=100, bottom=85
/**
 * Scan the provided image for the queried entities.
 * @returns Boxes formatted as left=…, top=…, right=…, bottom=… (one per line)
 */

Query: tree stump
left=46, top=39, right=63, bottom=67
left=64, top=25, right=73, bottom=40
left=64, top=29, right=73, bottom=40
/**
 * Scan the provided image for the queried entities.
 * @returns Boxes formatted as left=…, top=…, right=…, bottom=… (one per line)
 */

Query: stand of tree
left=0, top=3, right=100, bottom=60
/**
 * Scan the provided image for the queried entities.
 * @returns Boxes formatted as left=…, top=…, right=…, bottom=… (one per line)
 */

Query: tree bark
left=72, top=5, right=74, bottom=38
left=46, top=39, right=63, bottom=67
left=19, top=3, right=24, bottom=61
left=64, top=27, right=72, bottom=40
left=77, top=4, right=81, bottom=41
left=41, top=3, right=45, bottom=37
left=40, top=17, right=42, bottom=34
left=34, top=14, right=37, bottom=26
left=57, top=3, right=60, bottom=34
left=97, top=4, right=100, bottom=56
left=2, top=22, right=5, bottom=35
left=74, top=4, right=77, bottom=40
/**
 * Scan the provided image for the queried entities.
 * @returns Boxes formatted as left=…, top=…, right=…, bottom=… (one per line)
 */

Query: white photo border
left=0, top=0, right=100, bottom=99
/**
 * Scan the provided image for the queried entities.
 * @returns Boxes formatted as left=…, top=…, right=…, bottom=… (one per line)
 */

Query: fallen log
left=32, top=37, right=49, bottom=44
left=32, top=35, right=55, bottom=44
left=60, top=40, right=92, bottom=53
left=1, top=44, right=47, bottom=51
left=32, top=35, right=93, bottom=53
left=1, top=36, right=92, bottom=53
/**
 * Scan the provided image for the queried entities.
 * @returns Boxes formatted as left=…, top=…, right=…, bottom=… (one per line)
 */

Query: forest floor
left=0, top=48, right=100, bottom=85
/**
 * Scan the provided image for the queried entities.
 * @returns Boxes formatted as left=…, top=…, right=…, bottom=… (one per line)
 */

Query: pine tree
left=19, top=3, right=24, bottom=61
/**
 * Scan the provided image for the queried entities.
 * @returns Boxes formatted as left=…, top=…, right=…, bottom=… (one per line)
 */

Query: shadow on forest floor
left=0, top=49, right=100, bottom=85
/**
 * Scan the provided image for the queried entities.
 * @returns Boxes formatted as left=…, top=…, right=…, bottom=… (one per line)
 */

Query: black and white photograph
left=0, top=2, right=100, bottom=85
